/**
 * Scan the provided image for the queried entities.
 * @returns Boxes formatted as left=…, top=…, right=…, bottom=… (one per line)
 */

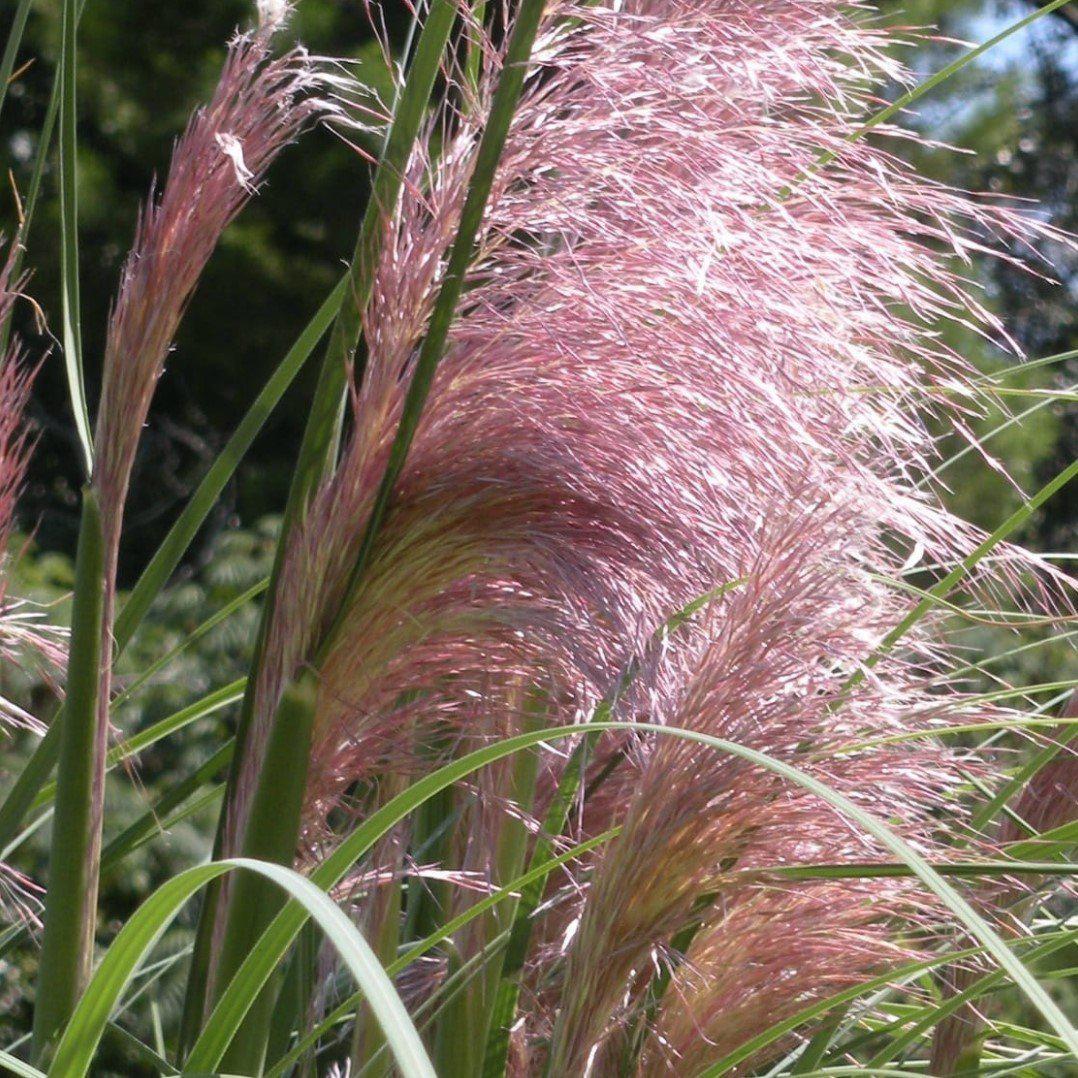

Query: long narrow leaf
left=0, top=0, right=33, bottom=122
left=100, top=745, right=231, bottom=877
left=57, top=0, right=92, bottom=475
left=114, top=277, right=346, bottom=648
left=47, top=858, right=435, bottom=1078
left=187, top=721, right=1078, bottom=1071
left=31, top=678, right=244, bottom=813
left=215, top=674, right=317, bottom=1073
left=113, top=580, right=266, bottom=708
left=845, top=458, right=1078, bottom=694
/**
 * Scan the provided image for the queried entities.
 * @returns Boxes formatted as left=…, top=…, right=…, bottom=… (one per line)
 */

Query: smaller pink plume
left=0, top=241, right=63, bottom=734
left=0, top=241, right=63, bottom=927
left=93, top=17, right=329, bottom=540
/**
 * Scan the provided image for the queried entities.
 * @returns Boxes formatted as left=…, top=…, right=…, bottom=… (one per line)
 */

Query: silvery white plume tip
left=257, top=0, right=289, bottom=30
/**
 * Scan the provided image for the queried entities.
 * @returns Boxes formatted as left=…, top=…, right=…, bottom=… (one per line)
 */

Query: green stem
left=179, top=4, right=463, bottom=1050
left=99, top=743, right=233, bottom=879
left=215, top=671, right=318, bottom=1075
left=31, top=488, right=104, bottom=1060
left=321, top=0, right=549, bottom=654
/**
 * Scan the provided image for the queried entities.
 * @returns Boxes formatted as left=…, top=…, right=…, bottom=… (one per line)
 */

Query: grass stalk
left=321, top=0, right=549, bottom=648
left=214, top=671, right=318, bottom=1074
left=195, top=0, right=547, bottom=1058
left=30, top=488, right=104, bottom=1059
left=179, top=2, right=461, bottom=1047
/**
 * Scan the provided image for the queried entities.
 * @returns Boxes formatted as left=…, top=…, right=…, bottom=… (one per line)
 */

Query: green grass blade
left=0, top=1048, right=45, bottom=1078
left=265, top=830, right=617, bottom=1078
left=188, top=720, right=1078, bottom=1072
left=57, top=0, right=92, bottom=476
left=183, top=6, right=461, bottom=1045
left=789, top=1005, right=850, bottom=1075
left=747, top=860, right=1077, bottom=881
left=113, top=580, right=266, bottom=709
left=973, top=725, right=1078, bottom=832
left=102, top=1022, right=177, bottom=1075
left=47, top=858, right=435, bottom=1078
left=100, top=746, right=231, bottom=878
left=846, top=458, right=1078, bottom=693
left=283, top=0, right=460, bottom=514
left=0, top=0, right=33, bottom=123
left=856, top=0, right=1075, bottom=141
left=30, top=678, right=244, bottom=814
left=1005, top=818, right=1078, bottom=862
left=977, top=347, right=1078, bottom=386
left=322, top=0, right=548, bottom=650
left=32, top=489, right=105, bottom=1059
left=215, top=674, right=318, bottom=1074
left=0, top=722, right=60, bottom=855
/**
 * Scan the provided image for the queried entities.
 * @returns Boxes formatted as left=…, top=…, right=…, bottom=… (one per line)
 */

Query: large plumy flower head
left=230, top=1, right=1070, bottom=1068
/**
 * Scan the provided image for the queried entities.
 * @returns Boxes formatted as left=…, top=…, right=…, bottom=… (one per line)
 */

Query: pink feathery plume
left=94, top=10, right=327, bottom=544
left=300, top=0, right=1054, bottom=804
left=90, top=7, right=328, bottom=715
left=236, top=0, right=1070, bottom=1064
left=0, top=242, right=61, bottom=927
left=80, top=2, right=332, bottom=959
left=547, top=505, right=987, bottom=1072
left=0, top=242, right=63, bottom=730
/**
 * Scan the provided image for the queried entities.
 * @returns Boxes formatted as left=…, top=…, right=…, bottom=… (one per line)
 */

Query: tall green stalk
left=320, top=0, right=550, bottom=650
left=31, top=489, right=104, bottom=1060
left=215, top=672, right=317, bottom=1075
left=179, top=0, right=462, bottom=1051
left=198, top=4, right=548, bottom=1064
